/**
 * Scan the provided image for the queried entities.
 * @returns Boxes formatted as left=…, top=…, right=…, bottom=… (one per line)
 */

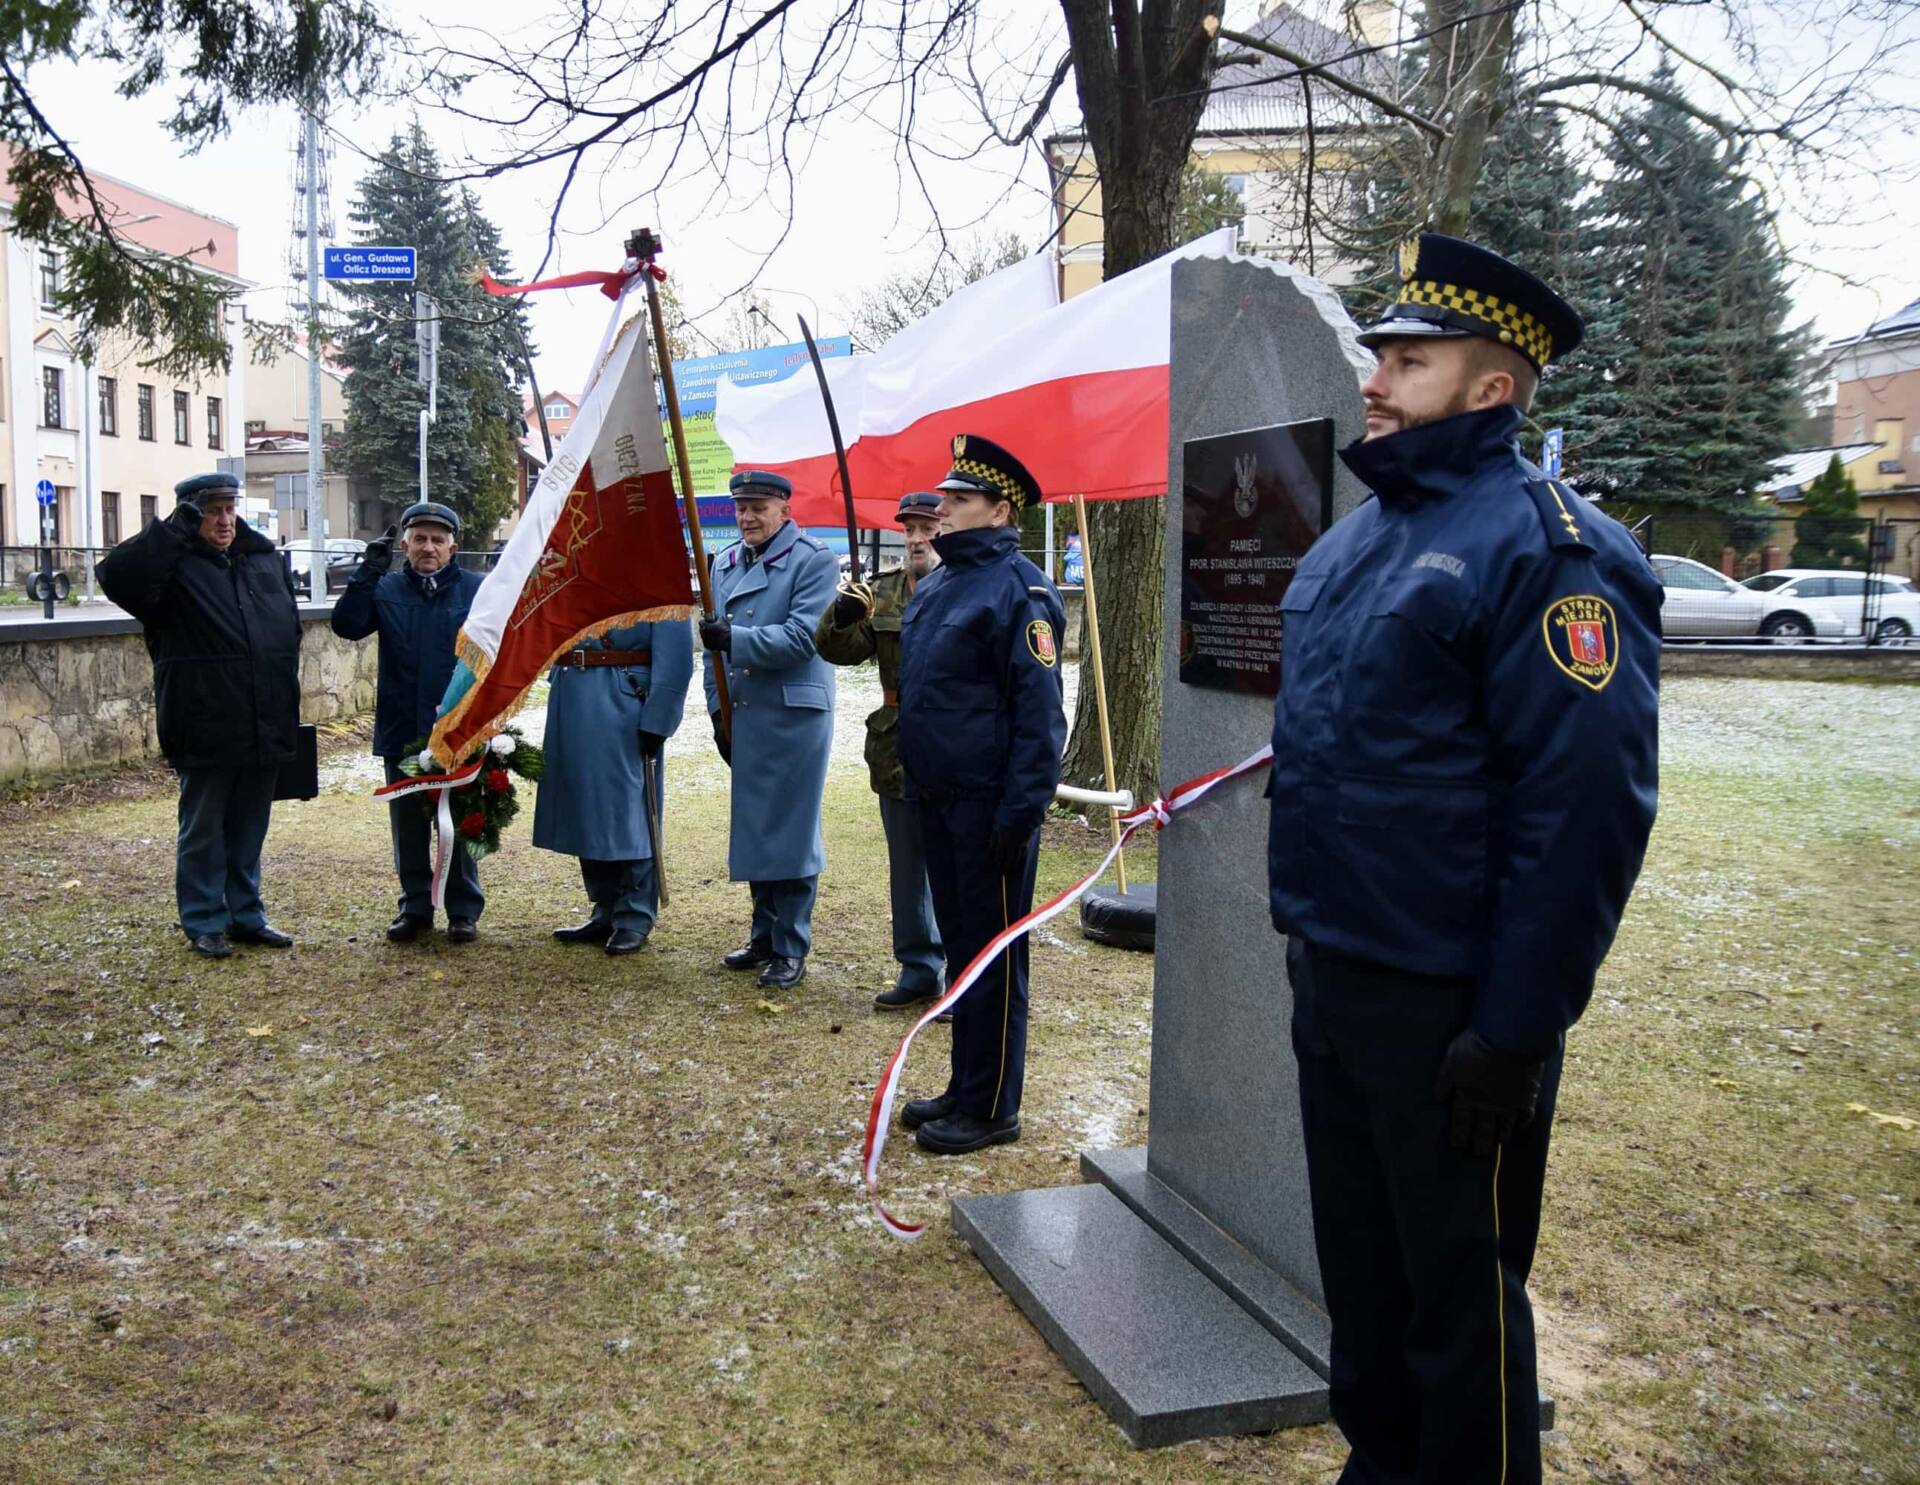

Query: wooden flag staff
left=629, top=227, right=730, bottom=739
left=1071, top=492, right=1127, bottom=893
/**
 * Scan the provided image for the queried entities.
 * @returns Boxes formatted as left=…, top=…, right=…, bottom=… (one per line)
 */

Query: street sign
left=35, top=478, right=55, bottom=506
left=322, top=246, right=417, bottom=282
left=1542, top=428, right=1564, bottom=478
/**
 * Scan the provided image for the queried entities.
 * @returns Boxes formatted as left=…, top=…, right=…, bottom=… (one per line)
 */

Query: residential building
left=526, top=389, right=578, bottom=452
left=1821, top=297, right=1920, bottom=521
left=241, top=334, right=381, bottom=546
left=0, top=170, right=246, bottom=560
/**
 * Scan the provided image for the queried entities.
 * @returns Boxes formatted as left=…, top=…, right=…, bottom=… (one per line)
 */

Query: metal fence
left=1627, top=511, right=1920, bottom=645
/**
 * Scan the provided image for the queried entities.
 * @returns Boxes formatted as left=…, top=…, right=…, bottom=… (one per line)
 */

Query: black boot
left=188, top=932, right=232, bottom=959
left=386, top=915, right=430, bottom=943
left=900, top=1093, right=956, bottom=1130
left=916, top=1113, right=1021, bottom=1155
left=446, top=918, right=478, bottom=944
left=604, top=927, right=648, bottom=956
left=723, top=939, right=773, bottom=971
left=553, top=916, right=613, bottom=944
left=230, top=924, right=293, bottom=948
left=757, top=956, right=805, bottom=990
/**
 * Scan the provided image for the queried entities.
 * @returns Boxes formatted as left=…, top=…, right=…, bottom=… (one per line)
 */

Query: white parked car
left=1648, top=554, right=1767, bottom=640
left=1738, top=568, right=1920, bottom=643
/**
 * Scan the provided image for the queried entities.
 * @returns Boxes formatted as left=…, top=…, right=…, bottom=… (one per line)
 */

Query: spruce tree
left=336, top=125, right=534, bottom=540
left=1789, top=454, right=1867, bottom=567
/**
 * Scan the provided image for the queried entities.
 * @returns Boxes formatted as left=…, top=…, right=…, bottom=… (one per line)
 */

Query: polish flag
left=715, top=230, right=1237, bottom=528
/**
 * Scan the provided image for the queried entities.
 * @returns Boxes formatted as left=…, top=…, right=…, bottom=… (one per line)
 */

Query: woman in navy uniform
left=699, top=471, right=840, bottom=990
left=534, top=618, right=695, bottom=955
left=895, top=435, right=1066, bottom=1155
left=1269, top=235, right=1661, bottom=1485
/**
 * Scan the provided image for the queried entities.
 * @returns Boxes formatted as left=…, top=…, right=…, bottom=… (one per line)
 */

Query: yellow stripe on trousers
left=1494, top=1143, right=1509, bottom=1485
left=988, top=877, right=1011, bottom=1119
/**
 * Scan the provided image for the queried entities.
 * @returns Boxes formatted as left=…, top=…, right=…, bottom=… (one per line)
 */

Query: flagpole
left=630, top=227, right=730, bottom=738
left=1071, top=492, right=1126, bottom=893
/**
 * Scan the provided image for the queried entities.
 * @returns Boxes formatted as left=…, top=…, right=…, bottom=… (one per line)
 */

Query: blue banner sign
left=669, top=336, right=852, bottom=417
left=323, top=246, right=418, bottom=282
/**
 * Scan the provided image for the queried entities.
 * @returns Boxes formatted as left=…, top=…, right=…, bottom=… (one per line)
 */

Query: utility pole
left=303, top=98, right=326, bottom=599
left=416, top=290, right=438, bottom=500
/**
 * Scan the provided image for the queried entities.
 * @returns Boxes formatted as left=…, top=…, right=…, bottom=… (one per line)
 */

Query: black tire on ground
left=1760, top=612, right=1811, bottom=641
left=1079, top=883, right=1157, bottom=951
left=1877, top=617, right=1912, bottom=642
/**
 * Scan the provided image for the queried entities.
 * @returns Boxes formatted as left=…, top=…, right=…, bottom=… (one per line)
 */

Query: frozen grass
left=0, top=674, right=1913, bottom=1483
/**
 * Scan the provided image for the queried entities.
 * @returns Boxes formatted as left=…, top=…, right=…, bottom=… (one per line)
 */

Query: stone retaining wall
left=1661, top=645, right=1920, bottom=681
left=0, top=605, right=378, bottom=782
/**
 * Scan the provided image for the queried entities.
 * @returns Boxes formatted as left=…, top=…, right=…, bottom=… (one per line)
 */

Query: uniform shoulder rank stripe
left=1525, top=477, right=1593, bottom=552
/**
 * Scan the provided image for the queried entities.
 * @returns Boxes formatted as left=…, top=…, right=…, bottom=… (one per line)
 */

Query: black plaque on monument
left=1177, top=419, right=1334, bottom=696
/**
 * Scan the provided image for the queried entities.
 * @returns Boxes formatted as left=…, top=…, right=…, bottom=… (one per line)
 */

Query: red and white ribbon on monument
left=863, top=744, right=1276, bottom=1240
left=371, top=755, right=487, bottom=912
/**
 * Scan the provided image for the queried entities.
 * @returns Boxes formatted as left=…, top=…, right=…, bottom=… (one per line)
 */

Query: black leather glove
left=699, top=616, right=732, bottom=653
left=166, top=500, right=203, bottom=536
left=361, top=523, right=398, bottom=577
left=987, top=825, right=1033, bottom=877
left=711, top=714, right=732, bottom=766
left=639, top=728, right=667, bottom=757
left=1433, top=1029, right=1547, bottom=1158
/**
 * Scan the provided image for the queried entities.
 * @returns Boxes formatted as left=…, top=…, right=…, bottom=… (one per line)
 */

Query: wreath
left=397, top=725, right=546, bottom=860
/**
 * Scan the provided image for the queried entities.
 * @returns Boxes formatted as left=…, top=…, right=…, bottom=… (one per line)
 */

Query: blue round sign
left=34, top=478, right=55, bottom=505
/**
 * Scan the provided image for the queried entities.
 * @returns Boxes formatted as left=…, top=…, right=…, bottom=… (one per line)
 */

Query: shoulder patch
left=1541, top=594, right=1618, bottom=691
left=1025, top=618, right=1058, bottom=668
left=1526, top=478, right=1594, bottom=553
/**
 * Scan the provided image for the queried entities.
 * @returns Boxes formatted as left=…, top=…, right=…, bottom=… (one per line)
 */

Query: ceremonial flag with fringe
left=428, top=313, right=692, bottom=765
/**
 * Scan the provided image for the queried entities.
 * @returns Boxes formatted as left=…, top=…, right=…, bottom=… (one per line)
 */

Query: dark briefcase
left=274, top=723, right=320, bottom=802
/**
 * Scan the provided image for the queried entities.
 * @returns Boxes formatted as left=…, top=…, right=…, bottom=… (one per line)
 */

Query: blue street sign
left=322, top=246, right=417, bottom=282
left=1542, top=427, right=1564, bottom=478
left=35, top=479, right=55, bottom=506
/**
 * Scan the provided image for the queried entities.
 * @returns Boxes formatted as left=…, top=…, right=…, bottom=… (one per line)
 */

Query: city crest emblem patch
left=1542, top=595, right=1619, bottom=691
left=1026, top=618, right=1058, bottom=668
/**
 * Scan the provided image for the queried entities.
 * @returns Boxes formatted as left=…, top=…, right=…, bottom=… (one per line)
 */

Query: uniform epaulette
left=1525, top=477, right=1594, bottom=553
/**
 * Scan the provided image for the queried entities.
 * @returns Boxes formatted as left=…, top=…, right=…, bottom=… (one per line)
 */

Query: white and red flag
left=428, top=310, right=693, bottom=765
left=714, top=230, right=1237, bottom=526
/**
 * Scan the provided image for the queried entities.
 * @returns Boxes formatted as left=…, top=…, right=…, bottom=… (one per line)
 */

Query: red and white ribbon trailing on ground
left=863, top=744, right=1276, bottom=1239
left=372, top=756, right=486, bottom=911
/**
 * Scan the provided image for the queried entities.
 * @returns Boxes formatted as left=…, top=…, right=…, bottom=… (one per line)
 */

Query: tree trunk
left=1424, top=0, right=1516, bottom=235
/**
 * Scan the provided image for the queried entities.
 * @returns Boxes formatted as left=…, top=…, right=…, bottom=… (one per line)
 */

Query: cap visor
left=1356, top=318, right=1475, bottom=349
left=937, top=476, right=990, bottom=494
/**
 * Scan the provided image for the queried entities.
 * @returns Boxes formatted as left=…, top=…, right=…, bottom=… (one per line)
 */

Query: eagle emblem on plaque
left=1233, top=451, right=1258, bottom=519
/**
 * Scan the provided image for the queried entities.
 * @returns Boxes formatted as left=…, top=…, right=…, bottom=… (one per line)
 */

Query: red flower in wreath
left=459, top=811, right=487, bottom=839
left=485, top=768, right=511, bottom=794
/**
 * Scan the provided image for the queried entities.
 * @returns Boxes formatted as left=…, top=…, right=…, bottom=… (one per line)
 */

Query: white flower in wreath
left=489, top=733, right=518, bottom=757
left=417, top=749, right=437, bottom=771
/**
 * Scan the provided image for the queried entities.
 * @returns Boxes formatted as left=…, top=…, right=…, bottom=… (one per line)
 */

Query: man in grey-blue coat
left=699, top=470, right=839, bottom=990
left=533, top=619, right=695, bottom=955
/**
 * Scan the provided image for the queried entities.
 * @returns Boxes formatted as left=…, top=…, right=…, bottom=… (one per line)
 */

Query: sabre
left=796, top=313, right=862, bottom=585
left=640, top=746, right=668, bottom=908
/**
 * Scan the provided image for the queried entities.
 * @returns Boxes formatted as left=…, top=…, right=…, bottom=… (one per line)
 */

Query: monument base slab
left=950, top=1183, right=1328, bottom=1447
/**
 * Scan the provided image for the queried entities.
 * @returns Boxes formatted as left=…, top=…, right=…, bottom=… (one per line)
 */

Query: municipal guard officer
left=97, top=472, right=302, bottom=958
left=896, top=435, right=1066, bottom=1155
left=700, top=470, right=840, bottom=990
left=533, top=617, right=694, bottom=954
left=815, top=491, right=945, bottom=1010
left=331, top=502, right=487, bottom=943
left=1268, top=235, right=1661, bottom=1484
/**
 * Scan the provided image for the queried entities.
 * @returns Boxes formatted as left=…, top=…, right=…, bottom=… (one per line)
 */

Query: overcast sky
left=25, top=0, right=1918, bottom=401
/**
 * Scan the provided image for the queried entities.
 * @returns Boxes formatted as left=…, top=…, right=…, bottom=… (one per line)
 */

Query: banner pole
left=630, top=227, right=730, bottom=737
left=1072, top=492, right=1127, bottom=893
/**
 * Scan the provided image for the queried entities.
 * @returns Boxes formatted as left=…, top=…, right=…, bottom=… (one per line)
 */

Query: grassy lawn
left=1, top=674, right=1913, bottom=1483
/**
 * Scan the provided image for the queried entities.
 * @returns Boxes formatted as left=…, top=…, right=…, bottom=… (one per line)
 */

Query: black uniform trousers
left=382, top=758, right=485, bottom=923
left=917, top=795, right=1040, bottom=1121
left=1287, top=937, right=1563, bottom=1485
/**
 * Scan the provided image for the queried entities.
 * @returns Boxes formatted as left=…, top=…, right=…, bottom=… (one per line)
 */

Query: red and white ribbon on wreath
left=372, top=755, right=487, bottom=911
left=863, top=743, right=1276, bottom=1240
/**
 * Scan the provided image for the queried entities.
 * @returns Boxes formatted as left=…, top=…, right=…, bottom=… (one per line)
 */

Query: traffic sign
left=322, top=246, right=417, bottom=282
left=1542, top=428, right=1564, bottom=478
left=35, top=478, right=55, bottom=506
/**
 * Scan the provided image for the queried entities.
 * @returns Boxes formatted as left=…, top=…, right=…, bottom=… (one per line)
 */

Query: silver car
left=1649, top=554, right=1767, bottom=640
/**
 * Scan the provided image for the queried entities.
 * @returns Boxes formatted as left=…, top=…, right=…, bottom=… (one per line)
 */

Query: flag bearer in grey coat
left=533, top=618, right=695, bottom=955
left=699, top=470, right=840, bottom=991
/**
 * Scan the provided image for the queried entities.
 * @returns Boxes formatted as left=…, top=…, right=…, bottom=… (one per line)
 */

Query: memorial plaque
left=1177, top=420, right=1333, bottom=695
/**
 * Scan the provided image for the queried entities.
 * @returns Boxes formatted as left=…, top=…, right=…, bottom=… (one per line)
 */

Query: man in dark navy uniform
left=896, top=435, right=1066, bottom=1155
left=1268, top=235, right=1661, bottom=1484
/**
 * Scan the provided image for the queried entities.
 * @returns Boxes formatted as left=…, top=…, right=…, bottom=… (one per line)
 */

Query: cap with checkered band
left=1359, top=234, right=1583, bottom=371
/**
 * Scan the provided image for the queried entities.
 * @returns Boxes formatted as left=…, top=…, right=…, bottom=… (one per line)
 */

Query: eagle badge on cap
left=952, top=434, right=967, bottom=460
left=1398, top=237, right=1420, bottom=279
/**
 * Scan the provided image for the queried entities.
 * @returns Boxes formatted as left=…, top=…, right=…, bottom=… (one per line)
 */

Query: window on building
left=98, top=377, right=118, bottom=436
left=544, top=401, right=571, bottom=420
left=207, top=396, right=223, bottom=449
left=137, top=384, right=155, bottom=440
left=39, top=247, right=61, bottom=310
left=101, top=491, right=122, bottom=547
left=42, top=367, right=64, bottom=429
left=140, top=494, right=158, bottom=529
left=173, top=390, right=190, bottom=445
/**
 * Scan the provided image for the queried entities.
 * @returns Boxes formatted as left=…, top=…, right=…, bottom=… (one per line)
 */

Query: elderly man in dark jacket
left=331, top=502, right=487, bottom=943
left=98, top=472, right=303, bottom=959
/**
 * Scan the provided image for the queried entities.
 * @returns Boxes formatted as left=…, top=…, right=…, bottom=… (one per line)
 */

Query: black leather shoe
left=188, top=932, right=232, bottom=960
left=916, top=1113, right=1021, bottom=1155
left=553, top=917, right=613, bottom=945
left=604, top=928, right=648, bottom=956
left=446, top=918, right=478, bottom=944
left=230, top=924, right=293, bottom=948
left=874, top=984, right=939, bottom=1011
left=723, top=940, right=773, bottom=971
left=757, top=955, right=805, bottom=990
left=386, top=915, right=431, bottom=943
left=900, top=1093, right=956, bottom=1130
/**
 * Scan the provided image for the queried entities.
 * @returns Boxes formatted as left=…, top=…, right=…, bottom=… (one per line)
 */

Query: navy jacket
left=330, top=562, right=485, bottom=758
left=898, top=525, right=1067, bottom=835
left=1267, top=406, right=1661, bottom=1055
